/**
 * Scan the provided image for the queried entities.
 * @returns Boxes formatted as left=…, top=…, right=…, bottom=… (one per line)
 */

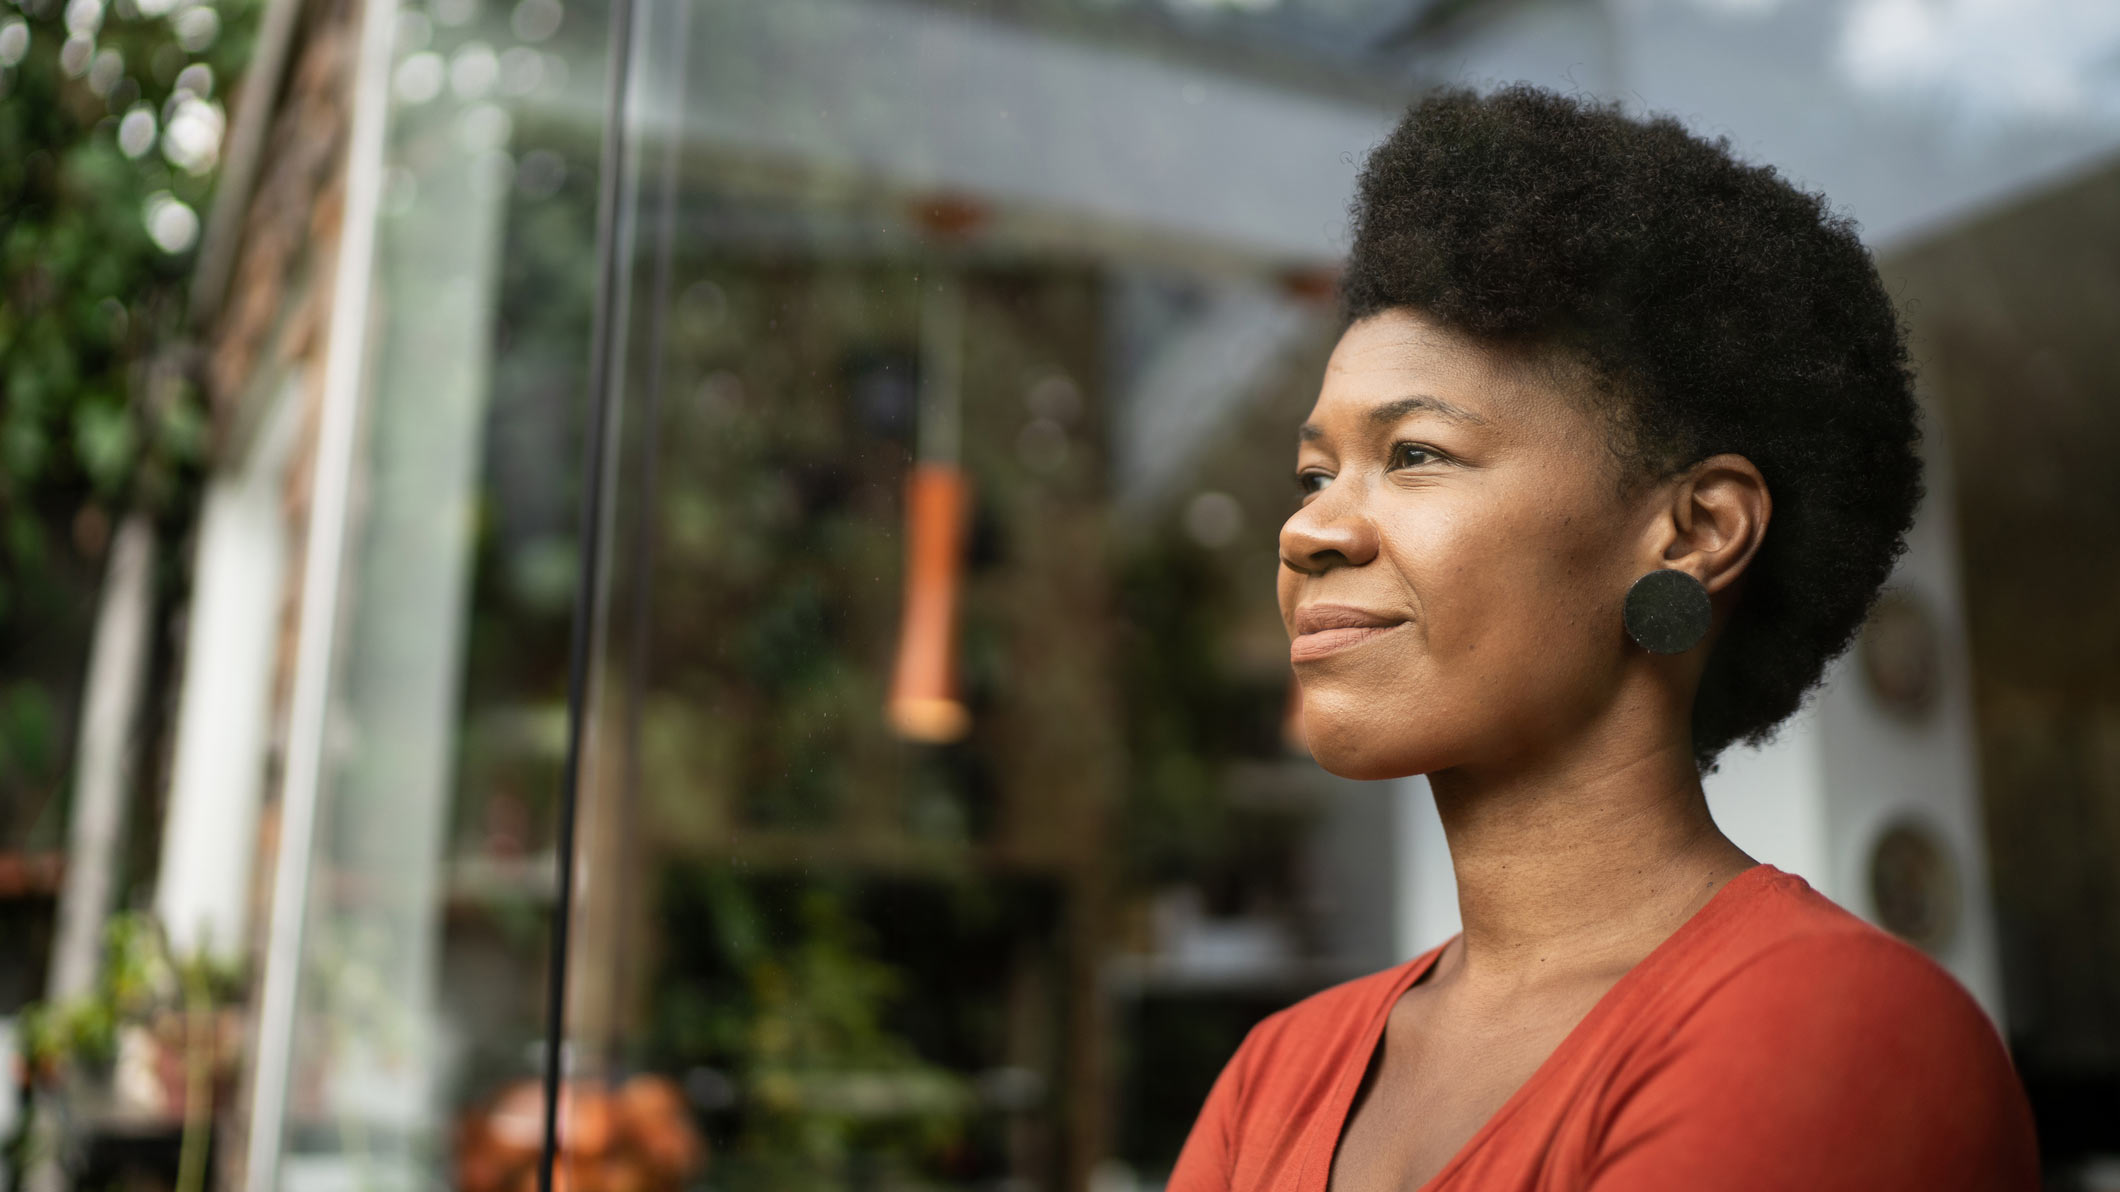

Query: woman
left=1169, top=86, right=2037, bottom=1191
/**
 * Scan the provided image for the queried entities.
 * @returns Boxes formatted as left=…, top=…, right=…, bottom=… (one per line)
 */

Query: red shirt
left=1169, top=864, right=2038, bottom=1191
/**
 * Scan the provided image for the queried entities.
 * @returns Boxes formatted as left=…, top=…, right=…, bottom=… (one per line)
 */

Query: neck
left=1426, top=718, right=1756, bottom=989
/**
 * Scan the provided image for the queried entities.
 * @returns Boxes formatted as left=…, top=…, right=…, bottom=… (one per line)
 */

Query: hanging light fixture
left=887, top=272, right=972, bottom=744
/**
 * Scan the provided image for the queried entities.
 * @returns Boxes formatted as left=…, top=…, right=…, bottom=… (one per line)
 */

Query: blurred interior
left=6, top=0, right=2120, bottom=1189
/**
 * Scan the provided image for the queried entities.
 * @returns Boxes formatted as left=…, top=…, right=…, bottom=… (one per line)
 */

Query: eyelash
left=1391, top=442, right=1443, bottom=469
left=1294, top=442, right=1446, bottom=496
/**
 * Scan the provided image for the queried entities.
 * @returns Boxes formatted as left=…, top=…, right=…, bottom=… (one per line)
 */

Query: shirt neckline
left=1305, top=862, right=1783, bottom=1192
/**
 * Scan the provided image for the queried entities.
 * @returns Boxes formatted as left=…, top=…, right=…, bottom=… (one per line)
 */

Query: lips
left=1290, top=604, right=1409, bottom=661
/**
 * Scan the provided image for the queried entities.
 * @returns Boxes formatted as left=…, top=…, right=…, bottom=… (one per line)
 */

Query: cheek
left=1400, top=497, right=1618, bottom=660
left=1358, top=492, right=1628, bottom=748
left=1287, top=476, right=1636, bottom=779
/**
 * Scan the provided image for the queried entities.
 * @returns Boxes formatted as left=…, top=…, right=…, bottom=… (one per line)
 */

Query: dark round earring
left=1624, top=569, right=1712, bottom=655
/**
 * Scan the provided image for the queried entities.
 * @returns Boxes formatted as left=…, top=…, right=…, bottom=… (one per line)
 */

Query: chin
left=1298, top=704, right=1433, bottom=781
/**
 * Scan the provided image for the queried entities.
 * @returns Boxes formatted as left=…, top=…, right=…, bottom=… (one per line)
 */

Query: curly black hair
left=1340, top=84, right=1922, bottom=768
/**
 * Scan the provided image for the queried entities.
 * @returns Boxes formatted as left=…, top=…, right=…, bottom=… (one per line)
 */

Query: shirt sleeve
left=1584, top=931, right=2040, bottom=1192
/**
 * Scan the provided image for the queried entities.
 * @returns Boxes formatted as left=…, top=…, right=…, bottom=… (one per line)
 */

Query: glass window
left=243, top=0, right=614, bottom=1184
left=199, top=2, right=2120, bottom=1190
left=554, top=3, right=1415, bottom=1188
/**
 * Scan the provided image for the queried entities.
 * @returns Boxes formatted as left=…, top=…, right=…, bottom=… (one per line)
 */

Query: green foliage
left=0, top=679, right=57, bottom=790
left=1114, top=542, right=1263, bottom=885
left=0, top=0, right=253, bottom=513
left=0, top=0, right=256, bottom=845
left=17, top=910, right=242, bottom=1074
left=653, top=869, right=969, bottom=1186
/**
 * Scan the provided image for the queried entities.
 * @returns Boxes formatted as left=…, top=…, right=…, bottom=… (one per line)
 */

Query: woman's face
left=1278, top=308, right=1658, bottom=780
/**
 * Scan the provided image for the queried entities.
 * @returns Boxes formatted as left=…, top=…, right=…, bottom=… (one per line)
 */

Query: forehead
left=1302, top=309, right=1591, bottom=444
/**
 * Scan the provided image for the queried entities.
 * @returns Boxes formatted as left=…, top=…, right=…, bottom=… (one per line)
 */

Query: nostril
left=1284, top=548, right=1348, bottom=576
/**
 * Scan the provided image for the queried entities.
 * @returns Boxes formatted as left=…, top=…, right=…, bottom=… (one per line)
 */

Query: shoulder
left=1589, top=874, right=2037, bottom=1189
left=1676, top=925, right=2012, bottom=1084
left=1674, top=871, right=2006, bottom=1066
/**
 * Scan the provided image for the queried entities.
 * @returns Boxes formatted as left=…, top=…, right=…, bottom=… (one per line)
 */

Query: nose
left=1279, top=477, right=1379, bottom=575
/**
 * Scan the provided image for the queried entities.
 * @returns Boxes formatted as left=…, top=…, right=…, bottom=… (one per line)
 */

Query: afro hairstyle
left=1339, top=84, right=1923, bottom=768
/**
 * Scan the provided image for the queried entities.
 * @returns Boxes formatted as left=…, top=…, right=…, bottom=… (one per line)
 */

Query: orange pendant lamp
left=888, top=274, right=972, bottom=744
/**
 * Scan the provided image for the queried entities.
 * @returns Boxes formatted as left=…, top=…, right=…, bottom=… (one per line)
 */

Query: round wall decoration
left=1859, top=588, right=1942, bottom=722
left=1867, top=817, right=1961, bottom=955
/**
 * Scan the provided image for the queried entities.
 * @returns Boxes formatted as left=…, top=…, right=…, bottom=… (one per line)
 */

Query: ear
left=1648, top=453, right=1770, bottom=596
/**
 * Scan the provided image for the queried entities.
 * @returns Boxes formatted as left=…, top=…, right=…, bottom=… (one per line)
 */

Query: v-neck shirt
left=1167, top=863, right=2037, bottom=1192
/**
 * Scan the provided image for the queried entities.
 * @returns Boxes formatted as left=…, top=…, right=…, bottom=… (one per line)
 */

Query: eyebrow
left=1297, top=394, right=1489, bottom=443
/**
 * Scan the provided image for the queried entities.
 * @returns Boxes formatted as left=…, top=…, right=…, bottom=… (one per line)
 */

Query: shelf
left=433, top=830, right=1085, bottom=910
left=1102, top=953, right=1363, bottom=998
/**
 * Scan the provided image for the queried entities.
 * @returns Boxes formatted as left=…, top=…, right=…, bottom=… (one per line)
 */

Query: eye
left=1294, top=470, right=1331, bottom=497
left=1389, top=442, right=1444, bottom=469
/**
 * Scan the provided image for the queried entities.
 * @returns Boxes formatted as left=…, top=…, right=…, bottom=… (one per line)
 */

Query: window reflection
left=70, top=0, right=2119, bottom=1186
